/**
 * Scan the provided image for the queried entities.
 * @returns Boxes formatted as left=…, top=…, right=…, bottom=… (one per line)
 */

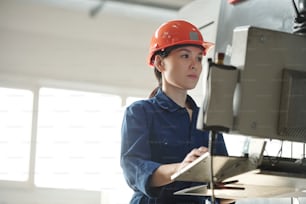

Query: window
left=35, top=87, right=123, bottom=191
left=0, top=87, right=33, bottom=181
left=126, top=96, right=144, bottom=106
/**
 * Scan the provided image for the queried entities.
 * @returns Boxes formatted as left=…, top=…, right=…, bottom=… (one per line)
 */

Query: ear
left=153, top=55, right=165, bottom=72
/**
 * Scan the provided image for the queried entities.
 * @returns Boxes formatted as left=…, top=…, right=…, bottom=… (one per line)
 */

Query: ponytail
left=148, top=87, right=159, bottom=98
left=148, top=68, right=162, bottom=98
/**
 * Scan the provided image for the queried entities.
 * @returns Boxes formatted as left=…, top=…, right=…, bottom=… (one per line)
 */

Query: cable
left=292, top=0, right=306, bottom=34
left=89, top=0, right=107, bottom=17
left=208, top=130, right=216, bottom=204
left=264, top=139, right=284, bottom=166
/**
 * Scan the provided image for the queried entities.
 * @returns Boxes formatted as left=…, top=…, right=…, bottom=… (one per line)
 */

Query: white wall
left=0, top=0, right=177, bottom=97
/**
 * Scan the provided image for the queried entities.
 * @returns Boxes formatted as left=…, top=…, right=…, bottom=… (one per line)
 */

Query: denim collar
left=154, top=88, right=198, bottom=112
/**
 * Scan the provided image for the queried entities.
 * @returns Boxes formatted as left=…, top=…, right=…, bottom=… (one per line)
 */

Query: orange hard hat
left=147, top=19, right=214, bottom=66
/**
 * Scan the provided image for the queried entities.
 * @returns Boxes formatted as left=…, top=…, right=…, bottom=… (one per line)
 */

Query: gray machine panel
left=230, top=26, right=306, bottom=142
left=202, top=26, right=306, bottom=142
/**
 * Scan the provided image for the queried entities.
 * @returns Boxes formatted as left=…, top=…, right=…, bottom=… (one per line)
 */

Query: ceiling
left=104, top=0, right=195, bottom=10
left=0, top=0, right=202, bottom=98
left=30, top=0, right=195, bottom=20
left=82, top=0, right=196, bottom=18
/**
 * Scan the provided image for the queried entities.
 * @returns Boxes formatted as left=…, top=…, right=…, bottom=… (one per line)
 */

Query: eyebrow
left=176, top=47, right=203, bottom=55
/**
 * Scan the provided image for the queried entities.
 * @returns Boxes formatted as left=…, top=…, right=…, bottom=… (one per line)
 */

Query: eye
left=197, top=56, right=203, bottom=62
left=181, top=54, right=189, bottom=59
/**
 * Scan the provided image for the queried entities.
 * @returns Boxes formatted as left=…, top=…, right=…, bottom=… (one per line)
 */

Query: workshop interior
left=0, top=0, right=306, bottom=203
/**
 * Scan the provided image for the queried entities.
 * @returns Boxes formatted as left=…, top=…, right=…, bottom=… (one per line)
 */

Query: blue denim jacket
left=120, top=89, right=228, bottom=204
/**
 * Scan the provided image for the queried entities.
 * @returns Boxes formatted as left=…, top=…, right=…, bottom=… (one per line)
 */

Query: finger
left=192, top=147, right=208, bottom=157
left=185, top=153, right=199, bottom=162
left=220, top=199, right=236, bottom=204
left=198, top=146, right=208, bottom=153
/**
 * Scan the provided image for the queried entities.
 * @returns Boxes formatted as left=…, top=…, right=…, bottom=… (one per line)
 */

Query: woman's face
left=160, top=45, right=203, bottom=91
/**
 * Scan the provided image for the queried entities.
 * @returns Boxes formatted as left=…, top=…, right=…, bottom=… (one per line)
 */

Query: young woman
left=120, top=20, right=234, bottom=204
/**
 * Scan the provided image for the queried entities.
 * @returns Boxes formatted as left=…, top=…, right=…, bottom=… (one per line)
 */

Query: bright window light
left=125, top=96, right=145, bottom=107
left=0, top=87, right=33, bottom=181
left=223, top=134, right=247, bottom=157
left=35, top=87, right=123, bottom=191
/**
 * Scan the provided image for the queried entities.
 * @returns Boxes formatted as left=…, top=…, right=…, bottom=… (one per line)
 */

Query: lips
left=187, top=74, right=198, bottom=79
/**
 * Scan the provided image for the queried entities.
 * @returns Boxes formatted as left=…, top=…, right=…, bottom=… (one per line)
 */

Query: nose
left=190, top=58, right=197, bottom=70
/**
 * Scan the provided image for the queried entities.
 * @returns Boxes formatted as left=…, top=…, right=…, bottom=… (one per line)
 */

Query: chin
left=186, top=85, right=197, bottom=90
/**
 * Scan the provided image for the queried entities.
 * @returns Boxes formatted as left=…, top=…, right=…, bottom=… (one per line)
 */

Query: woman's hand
left=177, top=146, right=208, bottom=171
left=220, top=199, right=236, bottom=204
left=150, top=146, right=208, bottom=187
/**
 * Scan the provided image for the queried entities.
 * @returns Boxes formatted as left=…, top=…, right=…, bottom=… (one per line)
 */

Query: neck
left=162, top=86, right=187, bottom=108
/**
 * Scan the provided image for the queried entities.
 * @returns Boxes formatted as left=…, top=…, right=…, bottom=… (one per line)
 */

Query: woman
left=120, top=20, right=234, bottom=204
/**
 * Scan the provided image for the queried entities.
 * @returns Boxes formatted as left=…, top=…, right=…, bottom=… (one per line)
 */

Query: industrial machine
left=174, top=0, right=306, bottom=202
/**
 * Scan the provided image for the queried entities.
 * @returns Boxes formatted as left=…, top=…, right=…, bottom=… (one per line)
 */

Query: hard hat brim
left=148, top=41, right=215, bottom=67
